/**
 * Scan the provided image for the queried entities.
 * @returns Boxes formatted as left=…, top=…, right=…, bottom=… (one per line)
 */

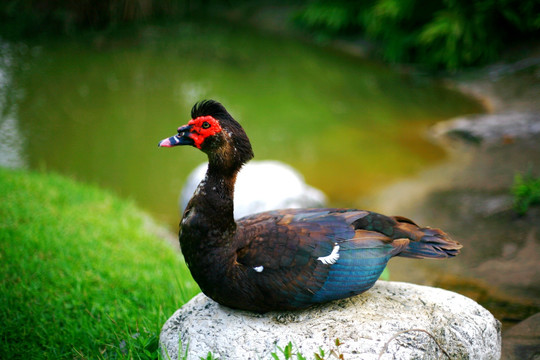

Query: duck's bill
left=158, top=134, right=191, bottom=147
left=158, top=125, right=194, bottom=147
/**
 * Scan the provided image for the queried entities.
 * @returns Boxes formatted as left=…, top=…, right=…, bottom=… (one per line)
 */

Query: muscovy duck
left=159, top=100, right=462, bottom=313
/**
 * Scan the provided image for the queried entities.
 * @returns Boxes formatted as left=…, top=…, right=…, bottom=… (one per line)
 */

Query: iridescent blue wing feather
left=234, top=209, right=414, bottom=308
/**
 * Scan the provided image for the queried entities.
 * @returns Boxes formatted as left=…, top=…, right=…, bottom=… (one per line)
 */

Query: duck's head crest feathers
left=191, top=100, right=229, bottom=120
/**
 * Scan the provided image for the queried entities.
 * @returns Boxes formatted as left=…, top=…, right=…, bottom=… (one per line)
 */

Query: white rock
left=180, top=161, right=327, bottom=219
left=160, top=281, right=501, bottom=360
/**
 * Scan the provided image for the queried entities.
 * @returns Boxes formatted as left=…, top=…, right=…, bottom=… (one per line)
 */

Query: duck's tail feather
left=397, top=224, right=462, bottom=259
left=351, top=211, right=462, bottom=259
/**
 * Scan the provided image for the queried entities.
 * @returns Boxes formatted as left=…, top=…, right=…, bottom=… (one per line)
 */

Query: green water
left=0, top=22, right=483, bottom=227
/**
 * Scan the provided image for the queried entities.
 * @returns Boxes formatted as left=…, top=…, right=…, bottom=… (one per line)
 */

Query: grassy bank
left=0, top=167, right=199, bottom=359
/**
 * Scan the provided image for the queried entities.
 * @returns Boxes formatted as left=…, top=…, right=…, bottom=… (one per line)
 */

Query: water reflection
left=0, top=117, right=26, bottom=169
left=0, top=41, right=26, bottom=169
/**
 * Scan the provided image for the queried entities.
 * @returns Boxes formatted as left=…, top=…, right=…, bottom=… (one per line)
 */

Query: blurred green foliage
left=1, top=0, right=539, bottom=69
left=294, top=0, right=540, bottom=70
left=512, top=169, right=540, bottom=216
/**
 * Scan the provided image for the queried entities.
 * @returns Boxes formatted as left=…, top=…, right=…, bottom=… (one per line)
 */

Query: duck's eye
left=202, top=121, right=211, bottom=129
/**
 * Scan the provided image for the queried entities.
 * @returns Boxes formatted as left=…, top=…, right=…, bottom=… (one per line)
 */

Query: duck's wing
left=234, top=208, right=401, bottom=308
left=234, top=208, right=460, bottom=310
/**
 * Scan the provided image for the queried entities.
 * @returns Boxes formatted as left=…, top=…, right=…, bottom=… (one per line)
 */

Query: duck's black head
left=159, top=100, right=254, bottom=171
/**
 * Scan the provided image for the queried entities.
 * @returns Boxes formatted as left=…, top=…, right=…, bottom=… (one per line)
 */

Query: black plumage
left=159, top=100, right=462, bottom=312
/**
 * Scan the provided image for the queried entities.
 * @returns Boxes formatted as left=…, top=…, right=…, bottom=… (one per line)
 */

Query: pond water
left=0, top=22, right=483, bottom=227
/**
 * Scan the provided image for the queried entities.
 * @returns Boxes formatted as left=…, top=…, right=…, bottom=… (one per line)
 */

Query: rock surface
left=431, top=112, right=540, bottom=146
left=502, top=312, right=540, bottom=360
left=160, top=281, right=501, bottom=360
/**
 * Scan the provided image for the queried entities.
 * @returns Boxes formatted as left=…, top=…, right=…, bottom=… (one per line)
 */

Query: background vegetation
left=1, top=0, right=539, bottom=70
left=294, top=0, right=540, bottom=70
left=512, top=169, right=540, bottom=216
left=0, top=168, right=199, bottom=359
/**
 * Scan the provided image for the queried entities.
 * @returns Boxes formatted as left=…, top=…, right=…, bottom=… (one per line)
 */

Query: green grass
left=0, top=167, right=199, bottom=359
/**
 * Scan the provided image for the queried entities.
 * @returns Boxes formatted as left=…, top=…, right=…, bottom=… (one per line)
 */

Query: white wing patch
left=253, top=266, right=264, bottom=273
left=317, top=243, right=340, bottom=265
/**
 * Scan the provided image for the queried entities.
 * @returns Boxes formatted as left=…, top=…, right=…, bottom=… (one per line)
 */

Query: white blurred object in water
left=180, top=160, right=327, bottom=219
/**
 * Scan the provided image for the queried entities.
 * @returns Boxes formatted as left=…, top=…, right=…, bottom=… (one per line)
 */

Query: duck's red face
left=159, top=115, right=223, bottom=149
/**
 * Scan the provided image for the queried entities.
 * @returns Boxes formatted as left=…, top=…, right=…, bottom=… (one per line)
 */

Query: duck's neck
left=181, top=161, right=239, bottom=246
